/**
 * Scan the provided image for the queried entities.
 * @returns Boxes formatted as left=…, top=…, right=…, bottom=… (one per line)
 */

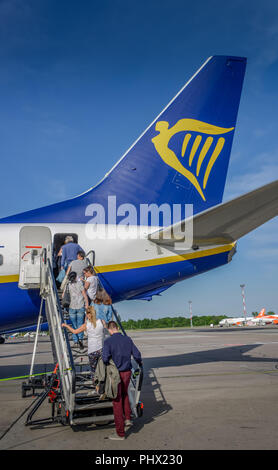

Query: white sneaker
left=108, top=432, right=125, bottom=441
left=124, top=419, right=133, bottom=429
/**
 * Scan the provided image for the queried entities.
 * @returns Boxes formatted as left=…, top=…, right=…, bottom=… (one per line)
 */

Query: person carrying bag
left=62, top=271, right=89, bottom=350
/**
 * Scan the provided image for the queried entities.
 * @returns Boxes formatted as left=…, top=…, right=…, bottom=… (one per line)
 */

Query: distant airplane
left=219, top=309, right=277, bottom=327
left=250, top=309, right=278, bottom=325
left=1, top=55, right=278, bottom=341
left=219, top=316, right=254, bottom=327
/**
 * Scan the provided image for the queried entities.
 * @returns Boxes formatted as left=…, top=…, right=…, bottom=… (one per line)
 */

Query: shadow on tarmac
left=0, top=363, right=54, bottom=380
left=2, top=342, right=278, bottom=435
left=70, top=365, right=173, bottom=435
left=143, top=343, right=278, bottom=369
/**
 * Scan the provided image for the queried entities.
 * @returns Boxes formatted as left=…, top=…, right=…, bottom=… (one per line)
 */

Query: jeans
left=69, top=307, right=85, bottom=343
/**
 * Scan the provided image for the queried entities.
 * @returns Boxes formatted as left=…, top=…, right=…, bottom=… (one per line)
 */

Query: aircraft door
left=18, top=226, right=52, bottom=289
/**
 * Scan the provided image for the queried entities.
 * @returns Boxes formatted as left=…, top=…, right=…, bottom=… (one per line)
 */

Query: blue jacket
left=102, top=333, right=142, bottom=372
left=102, top=305, right=113, bottom=322
left=61, top=242, right=83, bottom=268
left=91, top=303, right=105, bottom=320
left=91, top=303, right=113, bottom=323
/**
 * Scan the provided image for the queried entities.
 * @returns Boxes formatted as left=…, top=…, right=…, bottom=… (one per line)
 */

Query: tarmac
left=1, top=326, right=278, bottom=450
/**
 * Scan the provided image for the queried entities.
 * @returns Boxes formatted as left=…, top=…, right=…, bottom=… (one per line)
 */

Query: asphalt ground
left=1, top=326, right=278, bottom=450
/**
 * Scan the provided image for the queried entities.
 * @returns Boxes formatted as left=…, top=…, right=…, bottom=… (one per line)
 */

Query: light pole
left=240, top=284, right=247, bottom=323
left=189, top=300, right=193, bottom=328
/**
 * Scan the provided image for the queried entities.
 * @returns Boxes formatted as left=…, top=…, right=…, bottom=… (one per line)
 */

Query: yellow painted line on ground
left=94, top=244, right=234, bottom=273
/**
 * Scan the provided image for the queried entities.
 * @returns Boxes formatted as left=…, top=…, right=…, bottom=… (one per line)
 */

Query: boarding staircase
left=25, top=249, right=115, bottom=427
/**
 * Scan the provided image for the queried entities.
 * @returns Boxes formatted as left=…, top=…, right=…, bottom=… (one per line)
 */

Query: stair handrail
left=85, top=249, right=95, bottom=267
left=47, top=259, right=76, bottom=394
left=39, top=254, right=77, bottom=415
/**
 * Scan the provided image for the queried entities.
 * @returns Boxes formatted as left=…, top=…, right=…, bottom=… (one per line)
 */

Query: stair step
left=76, top=380, right=93, bottom=387
left=75, top=370, right=92, bottom=376
left=75, top=382, right=95, bottom=388
left=71, top=414, right=114, bottom=426
left=75, top=401, right=113, bottom=411
left=75, top=390, right=98, bottom=398
left=75, top=381, right=92, bottom=387
left=75, top=385, right=95, bottom=391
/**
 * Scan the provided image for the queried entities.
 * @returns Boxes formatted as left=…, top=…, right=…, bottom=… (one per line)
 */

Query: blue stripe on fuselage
left=0, top=249, right=232, bottom=333
left=98, top=249, right=232, bottom=302
left=0, top=282, right=42, bottom=334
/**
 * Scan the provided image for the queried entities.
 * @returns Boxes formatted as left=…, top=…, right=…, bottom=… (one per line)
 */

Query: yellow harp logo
left=151, top=119, right=234, bottom=201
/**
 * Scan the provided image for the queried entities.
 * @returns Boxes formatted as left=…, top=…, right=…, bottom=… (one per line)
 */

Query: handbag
left=56, top=268, right=66, bottom=283
left=62, top=284, right=71, bottom=308
left=60, top=273, right=68, bottom=292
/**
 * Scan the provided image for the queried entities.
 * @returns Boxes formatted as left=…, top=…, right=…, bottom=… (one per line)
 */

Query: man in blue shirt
left=102, top=321, right=142, bottom=440
left=61, top=236, right=84, bottom=270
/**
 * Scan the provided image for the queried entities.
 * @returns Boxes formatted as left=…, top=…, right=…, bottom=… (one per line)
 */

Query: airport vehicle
left=0, top=55, right=278, bottom=339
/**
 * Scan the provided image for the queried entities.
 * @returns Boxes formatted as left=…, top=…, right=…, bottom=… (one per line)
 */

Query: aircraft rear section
left=0, top=56, right=246, bottom=226
left=21, top=250, right=143, bottom=428
left=96, top=244, right=236, bottom=302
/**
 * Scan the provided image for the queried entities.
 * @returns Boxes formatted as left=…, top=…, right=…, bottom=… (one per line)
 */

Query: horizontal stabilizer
left=148, top=180, right=278, bottom=246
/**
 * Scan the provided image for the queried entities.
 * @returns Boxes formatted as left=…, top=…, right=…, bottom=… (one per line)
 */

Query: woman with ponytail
left=62, top=305, right=106, bottom=383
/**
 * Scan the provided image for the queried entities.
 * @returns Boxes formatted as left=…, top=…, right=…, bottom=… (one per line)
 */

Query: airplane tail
left=0, top=55, right=247, bottom=226
left=257, top=308, right=266, bottom=318
left=91, top=55, right=247, bottom=223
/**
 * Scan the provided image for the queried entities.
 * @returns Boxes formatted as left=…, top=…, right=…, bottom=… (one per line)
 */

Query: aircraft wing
left=148, top=180, right=278, bottom=246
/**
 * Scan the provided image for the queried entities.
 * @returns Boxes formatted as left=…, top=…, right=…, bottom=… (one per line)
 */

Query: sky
left=0, top=0, right=278, bottom=320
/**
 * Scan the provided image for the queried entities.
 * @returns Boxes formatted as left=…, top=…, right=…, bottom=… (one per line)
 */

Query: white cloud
left=240, top=214, right=278, bottom=262
left=224, top=155, right=278, bottom=201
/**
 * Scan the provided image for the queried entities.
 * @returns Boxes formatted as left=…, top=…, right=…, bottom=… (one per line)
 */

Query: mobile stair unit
left=18, top=228, right=143, bottom=428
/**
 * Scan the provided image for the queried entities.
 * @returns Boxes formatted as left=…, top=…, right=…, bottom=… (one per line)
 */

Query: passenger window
left=0, top=255, right=3, bottom=265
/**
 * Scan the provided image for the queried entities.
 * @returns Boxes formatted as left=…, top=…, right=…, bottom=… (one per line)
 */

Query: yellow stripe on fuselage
left=0, top=244, right=234, bottom=281
left=94, top=244, right=234, bottom=274
left=0, top=274, right=19, bottom=284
